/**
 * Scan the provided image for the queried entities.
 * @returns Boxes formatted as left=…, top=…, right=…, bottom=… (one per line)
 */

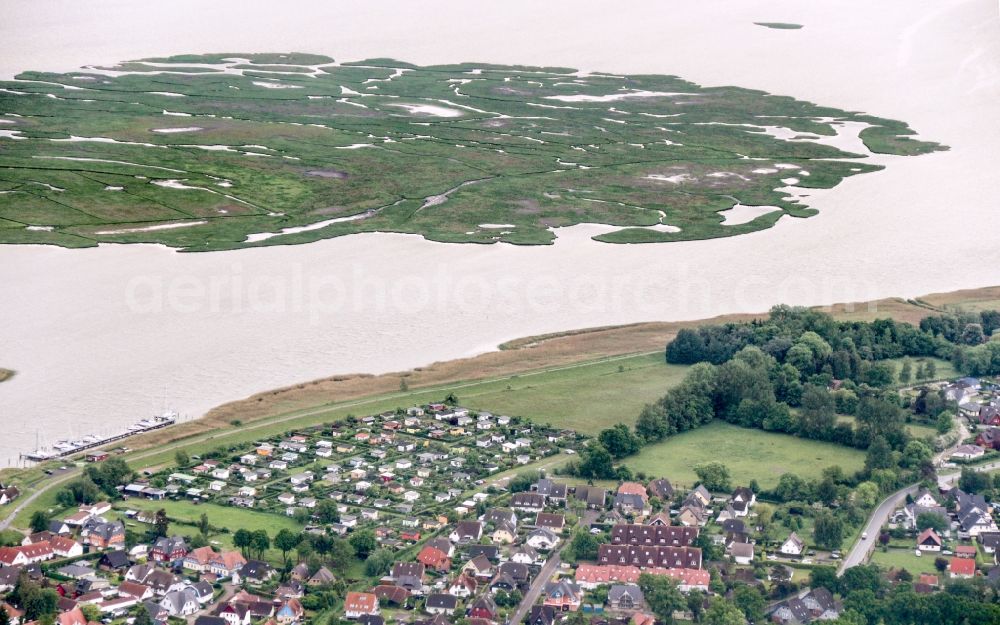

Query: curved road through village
left=838, top=420, right=998, bottom=574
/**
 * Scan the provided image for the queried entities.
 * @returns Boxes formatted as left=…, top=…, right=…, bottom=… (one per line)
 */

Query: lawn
left=111, top=498, right=303, bottom=563
left=623, top=421, right=867, bottom=490
left=870, top=548, right=942, bottom=576
left=836, top=415, right=939, bottom=441
left=883, top=356, right=960, bottom=385
left=116, top=498, right=302, bottom=537
left=460, top=352, right=688, bottom=434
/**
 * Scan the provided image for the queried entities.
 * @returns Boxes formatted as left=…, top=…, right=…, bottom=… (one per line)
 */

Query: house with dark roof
left=610, top=524, right=699, bottom=547
left=468, top=594, right=498, bottom=621
left=492, top=562, right=530, bottom=592
left=83, top=519, right=125, bottom=549
left=574, top=485, right=607, bottom=510
left=614, top=493, right=647, bottom=516
left=954, top=489, right=998, bottom=536
left=235, top=560, right=275, bottom=585
left=729, top=487, right=756, bottom=517
left=482, top=508, right=517, bottom=528
left=449, top=521, right=483, bottom=544
left=424, top=593, right=458, bottom=615
left=391, top=562, right=426, bottom=592
left=464, top=545, right=499, bottom=561
left=647, top=479, right=674, bottom=501
left=99, top=550, right=130, bottom=570
left=607, top=584, right=644, bottom=611
left=598, top=545, right=702, bottom=569
left=151, top=536, right=188, bottom=562
left=511, top=492, right=546, bottom=512
left=543, top=579, right=583, bottom=612
left=975, top=427, right=1000, bottom=450
left=527, top=605, right=558, bottom=625
left=979, top=532, right=1000, bottom=554
left=534, top=479, right=568, bottom=504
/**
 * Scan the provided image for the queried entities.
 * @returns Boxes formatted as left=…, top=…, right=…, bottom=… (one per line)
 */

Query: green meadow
left=623, top=420, right=867, bottom=490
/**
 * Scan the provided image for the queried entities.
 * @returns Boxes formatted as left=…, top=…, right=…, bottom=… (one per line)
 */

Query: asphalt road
left=838, top=419, right=986, bottom=574
left=0, top=469, right=77, bottom=530
left=510, top=509, right=599, bottom=624
left=838, top=482, right=920, bottom=572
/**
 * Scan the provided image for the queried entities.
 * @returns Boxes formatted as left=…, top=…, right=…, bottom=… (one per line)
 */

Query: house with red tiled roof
left=117, top=581, right=153, bottom=601
left=1, top=603, right=23, bottom=625
left=57, top=605, right=87, bottom=625
left=617, top=482, right=649, bottom=502
left=343, top=592, right=379, bottom=619
left=417, top=545, right=451, bottom=572
left=183, top=547, right=246, bottom=576
left=0, top=542, right=54, bottom=566
left=372, top=585, right=409, bottom=606
left=576, top=564, right=640, bottom=588
left=918, top=573, right=939, bottom=587
left=49, top=536, right=83, bottom=558
left=949, top=557, right=975, bottom=579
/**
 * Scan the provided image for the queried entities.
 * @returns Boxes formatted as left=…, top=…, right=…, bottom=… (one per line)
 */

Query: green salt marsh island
left=0, top=53, right=941, bottom=250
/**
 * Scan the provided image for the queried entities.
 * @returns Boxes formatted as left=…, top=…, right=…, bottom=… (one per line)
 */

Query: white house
left=159, top=588, right=200, bottom=616
left=779, top=532, right=804, bottom=556
left=917, top=528, right=942, bottom=552
left=951, top=445, right=985, bottom=461
left=525, top=528, right=560, bottom=550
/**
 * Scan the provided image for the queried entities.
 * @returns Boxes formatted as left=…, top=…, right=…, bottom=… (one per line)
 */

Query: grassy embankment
left=0, top=54, right=942, bottom=250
